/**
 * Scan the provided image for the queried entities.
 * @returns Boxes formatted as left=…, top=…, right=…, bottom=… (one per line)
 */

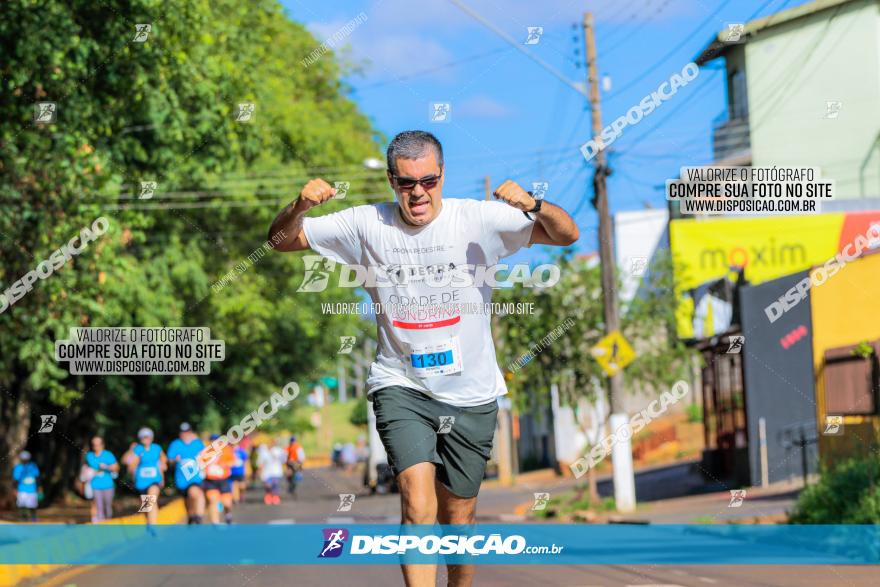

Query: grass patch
left=297, top=399, right=366, bottom=458
left=532, top=487, right=616, bottom=520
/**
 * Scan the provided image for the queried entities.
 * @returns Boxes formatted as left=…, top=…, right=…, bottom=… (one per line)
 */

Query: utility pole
left=583, top=11, right=636, bottom=512
left=484, top=175, right=491, bottom=200
left=353, top=345, right=365, bottom=399
left=337, top=358, right=347, bottom=403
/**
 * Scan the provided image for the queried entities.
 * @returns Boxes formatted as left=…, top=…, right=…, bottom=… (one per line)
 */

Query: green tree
left=0, top=0, right=380, bottom=505
left=349, top=395, right=368, bottom=427
left=494, top=250, right=698, bottom=498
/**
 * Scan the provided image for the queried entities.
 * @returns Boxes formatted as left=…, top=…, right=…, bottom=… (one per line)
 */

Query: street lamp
left=362, top=157, right=384, bottom=171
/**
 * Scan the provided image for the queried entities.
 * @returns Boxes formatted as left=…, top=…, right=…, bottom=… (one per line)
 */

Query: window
left=728, top=69, right=749, bottom=120
left=823, top=341, right=880, bottom=416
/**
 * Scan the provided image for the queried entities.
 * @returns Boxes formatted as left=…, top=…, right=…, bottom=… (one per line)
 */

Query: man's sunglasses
left=391, top=171, right=442, bottom=190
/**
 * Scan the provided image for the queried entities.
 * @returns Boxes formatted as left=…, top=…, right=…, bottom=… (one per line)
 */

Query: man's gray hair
left=386, top=130, right=444, bottom=175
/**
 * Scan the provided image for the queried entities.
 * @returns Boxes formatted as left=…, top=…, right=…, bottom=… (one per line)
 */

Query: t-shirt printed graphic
left=303, top=198, right=533, bottom=407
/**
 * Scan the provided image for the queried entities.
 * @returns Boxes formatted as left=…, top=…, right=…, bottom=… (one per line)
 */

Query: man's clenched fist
left=297, top=178, right=336, bottom=210
left=493, top=180, right=536, bottom=212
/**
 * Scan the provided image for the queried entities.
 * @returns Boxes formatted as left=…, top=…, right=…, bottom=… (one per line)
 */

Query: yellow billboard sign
left=670, top=214, right=845, bottom=339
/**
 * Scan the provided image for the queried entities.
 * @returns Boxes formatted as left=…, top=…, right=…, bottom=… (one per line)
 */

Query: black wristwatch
left=524, top=191, right=543, bottom=221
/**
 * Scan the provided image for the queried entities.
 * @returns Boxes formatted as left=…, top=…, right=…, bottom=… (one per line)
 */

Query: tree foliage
left=494, top=249, right=698, bottom=415
left=790, top=455, right=880, bottom=524
left=0, top=0, right=381, bottom=504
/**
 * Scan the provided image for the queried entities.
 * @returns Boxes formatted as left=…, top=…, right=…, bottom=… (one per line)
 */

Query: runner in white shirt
left=269, top=130, right=578, bottom=587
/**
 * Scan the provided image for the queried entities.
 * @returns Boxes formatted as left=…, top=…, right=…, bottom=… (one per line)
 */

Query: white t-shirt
left=303, top=197, right=534, bottom=407
left=257, top=445, right=286, bottom=480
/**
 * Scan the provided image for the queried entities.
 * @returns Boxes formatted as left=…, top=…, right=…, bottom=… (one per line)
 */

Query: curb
left=0, top=498, right=186, bottom=587
left=303, top=456, right=331, bottom=469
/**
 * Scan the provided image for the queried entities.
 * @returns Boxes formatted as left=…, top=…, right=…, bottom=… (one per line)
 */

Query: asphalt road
left=34, top=466, right=879, bottom=587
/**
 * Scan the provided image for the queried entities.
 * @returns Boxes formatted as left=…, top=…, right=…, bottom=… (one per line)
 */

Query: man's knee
left=437, top=484, right=477, bottom=525
left=400, top=487, right=438, bottom=524
left=439, top=499, right=476, bottom=525
left=398, top=463, right=438, bottom=524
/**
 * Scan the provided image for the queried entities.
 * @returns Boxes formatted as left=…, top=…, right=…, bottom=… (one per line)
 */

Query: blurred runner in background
left=12, top=451, right=39, bottom=522
left=85, top=436, right=119, bottom=522
left=123, top=427, right=167, bottom=528
left=77, top=457, right=95, bottom=520
left=285, top=435, right=305, bottom=497
left=257, top=438, right=285, bottom=505
left=340, top=442, right=357, bottom=473
left=230, top=444, right=248, bottom=504
left=202, top=434, right=235, bottom=524
left=167, top=422, right=206, bottom=525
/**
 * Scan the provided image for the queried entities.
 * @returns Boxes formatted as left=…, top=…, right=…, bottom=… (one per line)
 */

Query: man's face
left=387, top=152, right=444, bottom=226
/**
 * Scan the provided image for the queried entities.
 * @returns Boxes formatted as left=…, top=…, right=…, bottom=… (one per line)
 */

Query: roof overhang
left=694, top=0, right=860, bottom=66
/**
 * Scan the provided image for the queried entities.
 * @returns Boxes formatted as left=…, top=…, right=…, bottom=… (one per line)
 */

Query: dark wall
left=517, top=406, right=554, bottom=472
left=740, top=271, right=819, bottom=485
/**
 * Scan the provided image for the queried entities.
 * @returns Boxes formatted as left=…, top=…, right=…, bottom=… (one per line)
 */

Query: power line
left=445, top=0, right=589, bottom=99
left=602, top=0, right=675, bottom=56
left=599, top=0, right=647, bottom=27
left=97, top=150, right=586, bottom=204
left=98, top=193, right=393, bottom=212
left=615, top=68, right=721, bottom=154
left=613, top=0, right=799, bottom=159
left=604, top=0, right=734, bottom=102
left=748, top=3, right=847, bottom=131
left=353, top=46, right=513, bottom=91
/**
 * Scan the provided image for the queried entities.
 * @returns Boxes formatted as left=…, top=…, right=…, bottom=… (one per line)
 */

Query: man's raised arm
left=493, top=179, right=580, bottom=246
left=267, top=178, right=336, bottom=252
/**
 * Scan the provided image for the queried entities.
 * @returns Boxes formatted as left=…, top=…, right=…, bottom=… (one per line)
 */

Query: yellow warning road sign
left=590, top=330, right=636, bottom=377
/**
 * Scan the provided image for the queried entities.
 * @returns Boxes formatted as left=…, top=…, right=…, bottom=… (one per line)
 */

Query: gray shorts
left=371, top=386, right=498, bottom=498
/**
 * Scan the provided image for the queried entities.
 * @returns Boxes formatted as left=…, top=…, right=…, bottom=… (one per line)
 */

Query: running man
left=12, top=451, right=39, bottom=522
left=123, top=427, right=167, bottom=527
left=85, top=436, right=119, bottom=522
left=202, top=434, right=235, bottom=524
left=167, top=422, right=206, bottom=524
left=230, top=444, right=249, bottom=505
left=257, top=438, right=285, bottom=505
left=285, top=435, right=305, bottom=497
left=269, top=130, right=578, bottom=587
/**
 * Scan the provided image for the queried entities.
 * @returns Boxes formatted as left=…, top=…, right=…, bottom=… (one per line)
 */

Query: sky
left=281, top=0, right=810, bottom=261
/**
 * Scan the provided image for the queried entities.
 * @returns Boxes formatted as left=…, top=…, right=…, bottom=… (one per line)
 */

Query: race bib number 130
left=409, top=338, right=463, bottom=377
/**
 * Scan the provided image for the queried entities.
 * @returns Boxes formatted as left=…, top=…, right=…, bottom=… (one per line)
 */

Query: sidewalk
left=617, top=479, right=803, bottom=524
left=494, top=461, right=804, bottom=524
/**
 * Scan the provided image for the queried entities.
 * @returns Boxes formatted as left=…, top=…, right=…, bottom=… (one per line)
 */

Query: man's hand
left=491, top=179, right=579, bottom=246
left=297, top=178, right=337, bottom=211
left=493, top=180, right=536, bottom=212
left=269, top=178, right=336, bottom=252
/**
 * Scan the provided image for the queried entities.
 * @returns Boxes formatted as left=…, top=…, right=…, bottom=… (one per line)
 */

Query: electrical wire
left=445, top=0, right=589, bottom=98
left=353, top=46, right=513, bottom=91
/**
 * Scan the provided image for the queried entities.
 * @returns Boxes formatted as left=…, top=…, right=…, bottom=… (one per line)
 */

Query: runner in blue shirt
left=230, top=445, right=248, bottom=505
left=123, top=427, right=167, bottom=527
left=12, top=451, right=39, bottom=522
left=85, top=436, right=119, bottom=522
left=166, top=422, right=206, bottom=524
